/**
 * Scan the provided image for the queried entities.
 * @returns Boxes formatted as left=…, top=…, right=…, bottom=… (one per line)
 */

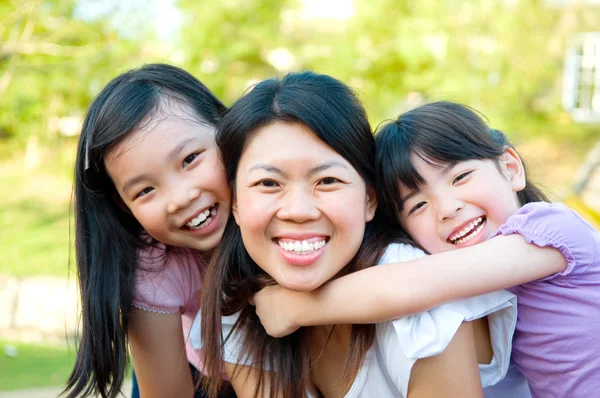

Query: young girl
left=252, top=101, right=600, bottom=397
left=63, top=64, right=235, bottom=398
left=192, top=74, right=523, bottom=397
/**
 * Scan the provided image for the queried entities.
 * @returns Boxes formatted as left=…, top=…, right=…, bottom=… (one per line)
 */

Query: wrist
left=294, top=288, right=327, bottom=327
left=289, top=290, right=312, bottom=327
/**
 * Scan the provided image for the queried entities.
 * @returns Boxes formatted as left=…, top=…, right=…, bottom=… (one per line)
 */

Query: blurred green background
left=2, top=0, right=599, bottom=278
left=1, top=0, right=599, bottom=392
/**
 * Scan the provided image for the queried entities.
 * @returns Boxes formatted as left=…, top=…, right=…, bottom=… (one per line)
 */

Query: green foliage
left=1, top=0, right=599, bottom=278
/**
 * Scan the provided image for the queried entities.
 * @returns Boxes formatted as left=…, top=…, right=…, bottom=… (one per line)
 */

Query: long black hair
left=201, top=71, right=395, bottom=398
left=375, top=101, right=548, bottom=223
left=64, top=64, right=226, bottom=398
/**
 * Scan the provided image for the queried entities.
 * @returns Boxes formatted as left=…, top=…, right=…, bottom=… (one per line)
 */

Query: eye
left=453, top=171, right=473, bottom=184
left=408, top=201, right=427, bottom=215
left=319, top=177, right=341, bottom=185
left=135, top=187, right=154, bottom=199
left=183, top=152, right=201, bottom=167
left=256, top=179, right=279, bottom=188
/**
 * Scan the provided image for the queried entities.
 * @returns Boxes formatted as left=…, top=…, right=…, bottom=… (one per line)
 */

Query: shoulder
left=133, top=244, right=205, bottom=313
left=378, top=243, right=427, bottom=265
left=190, top=311, right=262, bottom=368
left=494, top=202, right=598, bottom=278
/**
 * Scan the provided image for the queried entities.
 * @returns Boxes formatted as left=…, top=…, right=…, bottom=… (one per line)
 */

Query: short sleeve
left=378, top=291, right=518, bottom=396
left=491, top=202, right=597, bottom=280
left=190, top=312, right=264, bottom=368
left=133, top=244, right=204, bottom=314
left=378, top=242, right=427, bottom=265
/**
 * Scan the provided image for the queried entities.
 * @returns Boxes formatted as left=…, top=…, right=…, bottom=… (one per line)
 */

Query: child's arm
left=129, top=308, right=195, bottom=397
left=253, top=234, right=567, bottom=337
left=407, top=321, right=483, bottom=398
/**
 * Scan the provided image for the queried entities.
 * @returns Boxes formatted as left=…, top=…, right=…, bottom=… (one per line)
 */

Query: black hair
left=201, top=71, right=395, bottom=398
left=64, top=64, right=226, bottom=398
left=375, top=101, right=548, bottom=222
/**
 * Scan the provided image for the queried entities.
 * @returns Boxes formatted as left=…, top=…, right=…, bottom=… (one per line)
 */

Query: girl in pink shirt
left=64, top=64, right=234, bottom=398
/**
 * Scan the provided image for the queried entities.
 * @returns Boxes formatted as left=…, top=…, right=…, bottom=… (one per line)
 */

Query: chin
left=279, top=278, right=324, bottom=293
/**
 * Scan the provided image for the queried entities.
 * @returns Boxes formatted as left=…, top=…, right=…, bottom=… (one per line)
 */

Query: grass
left=0, top=144, right=74, bottom=278
left=0, top=339, right=76, bottom=391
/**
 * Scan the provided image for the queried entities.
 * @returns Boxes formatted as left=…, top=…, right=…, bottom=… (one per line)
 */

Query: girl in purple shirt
left=252, top=101, right=600, bottom=398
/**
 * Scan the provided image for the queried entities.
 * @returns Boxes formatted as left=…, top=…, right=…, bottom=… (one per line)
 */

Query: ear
left=501, top=147, right=526, bottom=193
left=365, top=186, right=378, bottom=222
left=232, top=198, right=240, bottom=225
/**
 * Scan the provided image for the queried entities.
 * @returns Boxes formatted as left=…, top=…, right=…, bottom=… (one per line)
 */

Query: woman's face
left=233, top=122, right=377, bottom=292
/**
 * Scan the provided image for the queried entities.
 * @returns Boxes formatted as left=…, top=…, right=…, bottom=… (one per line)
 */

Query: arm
left=407, top=321, right=483, bottom=398
left=254, top=234, right=566, bottom=336
left=128, top=308, right=194, bottom=398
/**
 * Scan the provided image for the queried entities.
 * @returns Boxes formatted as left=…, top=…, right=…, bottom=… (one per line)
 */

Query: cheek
left=205, top=157, right=229, bottom=191
left=132, top=206, right=165, bottom=238
left=234, top=192, right=276, bottom=244
left=405, top=218, right=434, bottom=247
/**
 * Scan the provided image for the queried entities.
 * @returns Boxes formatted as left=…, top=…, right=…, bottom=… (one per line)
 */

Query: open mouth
left=184, top=204, right=217, bottom=230
left=274, top=237, right=330, bottom=255
left=448, top=216, right=486, bottom=245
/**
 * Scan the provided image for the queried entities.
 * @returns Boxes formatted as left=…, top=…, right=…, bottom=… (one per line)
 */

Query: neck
left=199, top=248, right=213, bottom=264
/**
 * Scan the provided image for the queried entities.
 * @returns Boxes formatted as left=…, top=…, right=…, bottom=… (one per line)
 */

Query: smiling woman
left=233, top=121, right=376, bottom=292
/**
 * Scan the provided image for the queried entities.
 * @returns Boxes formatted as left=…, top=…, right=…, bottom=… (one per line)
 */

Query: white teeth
left=186, top=205, right=216, bottom=228
left=451, top=218, right=485, bottom=245
left=278, top=239, right=327, bottom=254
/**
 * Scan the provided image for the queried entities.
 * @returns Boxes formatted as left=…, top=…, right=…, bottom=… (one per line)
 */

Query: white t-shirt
left=191, top=243, right=531, bottom=397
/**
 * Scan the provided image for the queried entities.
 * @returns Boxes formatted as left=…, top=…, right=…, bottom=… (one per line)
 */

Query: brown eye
left=258, top=179, right=279, bottom=188
left=183, top=153, right=198, bottom=167
left=408, top=201, right=426, bottom=215
left=135, top=187, right=154, bottom=199
left=453, top=171, right=473, bottom=184
left=320, top=177, right=340, bottom=185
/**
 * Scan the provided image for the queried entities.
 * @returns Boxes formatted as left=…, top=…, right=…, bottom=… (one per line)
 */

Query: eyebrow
left=308, top=161, right=348, bottom=176
left=248, top=160, right=348, bottom=178
left=399, top=162, right=455, bottom=203
left=168, top=137, right=197, bottom=161
left=122, top=174, right=149, bottom=196
left=399, top=190, right=418, bottom=203
left=248, top=164, right=288, bottom=178
left=121, top=138, right=198, bottom=195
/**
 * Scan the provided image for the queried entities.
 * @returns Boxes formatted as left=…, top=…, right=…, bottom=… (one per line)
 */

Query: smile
left=448, top=216, right=486, bottom=245
left=276, top=238, right=328, bottom=254
left=184, top=204, right=217, bottom=230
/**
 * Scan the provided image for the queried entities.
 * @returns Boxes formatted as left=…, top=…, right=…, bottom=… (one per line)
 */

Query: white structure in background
left=563, top=32, right=600, bottom=209
left=563, top=33, right=600, bottom=122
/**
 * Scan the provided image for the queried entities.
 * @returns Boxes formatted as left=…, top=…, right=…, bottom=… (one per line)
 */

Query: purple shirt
left=492, top=202, right=600, bottom=397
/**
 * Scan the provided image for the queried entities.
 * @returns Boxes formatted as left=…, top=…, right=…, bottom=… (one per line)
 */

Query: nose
left=167, top=184, right=201, bottom=214
left=277, top=186, right=320, bottom=223
left=436, top=197, right=464, bottom=222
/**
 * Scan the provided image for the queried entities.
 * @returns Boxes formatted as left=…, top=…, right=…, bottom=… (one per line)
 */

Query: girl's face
left=397, top=149, right=525, bottom=254
left=105, top=104, right=230, bottom=252
left=233, top=122, right=377, bottom=292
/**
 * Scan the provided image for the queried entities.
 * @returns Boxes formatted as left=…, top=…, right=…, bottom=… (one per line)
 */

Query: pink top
left=132, top=242, right=205, bottom=371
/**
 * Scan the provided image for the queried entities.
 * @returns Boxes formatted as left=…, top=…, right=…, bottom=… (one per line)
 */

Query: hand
left=251, top=285, right=303, bottom=338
